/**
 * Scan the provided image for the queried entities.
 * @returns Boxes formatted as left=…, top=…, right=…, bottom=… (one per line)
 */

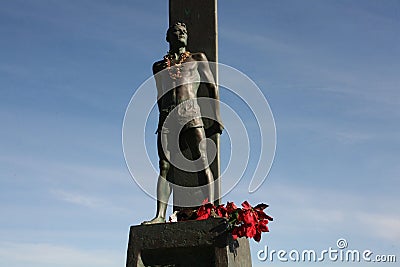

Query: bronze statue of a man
left=143, top=22, right=223, bottom=224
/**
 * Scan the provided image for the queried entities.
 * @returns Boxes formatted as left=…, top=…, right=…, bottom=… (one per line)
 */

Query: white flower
left=169, top=211, right=179, bottom=222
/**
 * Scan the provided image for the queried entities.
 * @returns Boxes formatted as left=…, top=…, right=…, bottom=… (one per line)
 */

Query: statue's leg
left=142, top=132, right=171, bottom=224
left=185, top=127, right=215, bottom=203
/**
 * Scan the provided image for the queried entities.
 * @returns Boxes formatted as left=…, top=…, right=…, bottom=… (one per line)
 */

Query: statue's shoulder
left=152, top=59, right=165, bottom=74
left=190, top=52, right=208, bottom=61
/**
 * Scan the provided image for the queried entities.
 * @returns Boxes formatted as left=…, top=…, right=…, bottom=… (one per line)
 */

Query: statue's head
left=166, top=22, right=188, bottom=47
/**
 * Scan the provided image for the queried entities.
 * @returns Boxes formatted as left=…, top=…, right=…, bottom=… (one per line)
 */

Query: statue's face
left=167, top=25, right=188, bottom=46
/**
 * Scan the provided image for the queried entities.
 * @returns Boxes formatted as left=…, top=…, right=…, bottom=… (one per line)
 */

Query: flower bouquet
left=170, top=200, right=273, bottom=242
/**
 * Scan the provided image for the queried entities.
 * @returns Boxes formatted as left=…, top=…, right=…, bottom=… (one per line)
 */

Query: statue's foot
left=141, top=217, right=166, bottom=225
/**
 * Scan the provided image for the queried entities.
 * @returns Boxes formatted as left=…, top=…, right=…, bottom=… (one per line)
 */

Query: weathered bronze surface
left=143, top=21, right=222, bottom=224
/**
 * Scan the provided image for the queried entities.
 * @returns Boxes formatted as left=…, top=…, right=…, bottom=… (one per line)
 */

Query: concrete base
left=126, top=218, right=252, bottom=267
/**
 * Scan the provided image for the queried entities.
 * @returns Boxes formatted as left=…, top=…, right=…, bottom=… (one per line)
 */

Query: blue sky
left=1, top=1, right=399, bottom=266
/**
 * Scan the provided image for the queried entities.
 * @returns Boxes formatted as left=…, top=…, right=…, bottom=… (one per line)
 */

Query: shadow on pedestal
left=126, top=218, right=252, bottom=267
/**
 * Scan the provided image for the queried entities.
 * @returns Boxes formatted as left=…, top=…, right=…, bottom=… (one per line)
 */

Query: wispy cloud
left=51, top=189, right=109, bottom=209
left=220, top=27, right=297, bottom=55
left=0, top=242, right=121, bottom=267
left=356, top=212, right=400, bottom=242
left=1, top=154, right=129, bottom=186
left=50, top=188, right=141, bottom=216
left=335, top=131, right=374, bottom=144
left=229, top=181, right=399, bottom=243
left=220, top=5, right=400, bottom=110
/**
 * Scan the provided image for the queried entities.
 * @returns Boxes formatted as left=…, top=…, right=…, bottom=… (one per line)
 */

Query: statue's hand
left=215, top=121, right=224, bottom=134
left=205, top=121, right=224, bottom=137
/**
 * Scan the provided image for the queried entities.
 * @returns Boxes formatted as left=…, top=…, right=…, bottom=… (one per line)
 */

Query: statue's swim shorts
left=157, top=99, right=204, bottom=134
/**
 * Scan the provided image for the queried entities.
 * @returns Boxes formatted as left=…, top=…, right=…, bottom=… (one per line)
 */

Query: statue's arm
left=153, top=61, right=164, bottom=111
left=195, top=53, right=223, bottom=134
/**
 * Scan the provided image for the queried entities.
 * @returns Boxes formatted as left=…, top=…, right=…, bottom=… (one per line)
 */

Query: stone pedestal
left=126, top=218, right=252, bottom=267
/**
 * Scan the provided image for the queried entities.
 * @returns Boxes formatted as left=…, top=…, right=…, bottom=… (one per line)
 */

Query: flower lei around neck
left=164, top=51, right=190, bottom=80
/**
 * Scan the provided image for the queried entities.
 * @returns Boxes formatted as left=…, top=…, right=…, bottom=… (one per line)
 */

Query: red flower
left=254, top=231, right=262, bottom=242
left=257, top=219, right=269, bottom=232
left=226, top=202, right=237, bottom=213
left=240, top=209, right=258, bottom=225
left=201, top=198, right=209, bottom=205
left=196, top=202, right=215, bottom=220
left=241, top=201, right=252, bottom=210
left=253, top=220, right=269, bottom=242
left=254, top=203, right=273, bottom=221
left=244, top=224, right=257, bottom=238
left=175, top=199, right=272, bottom=243
left=216, top=204, right=228, bottom=218
left=232, top=224, right=245, bottom=240
left=254, top=203, right=269, bottom=210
